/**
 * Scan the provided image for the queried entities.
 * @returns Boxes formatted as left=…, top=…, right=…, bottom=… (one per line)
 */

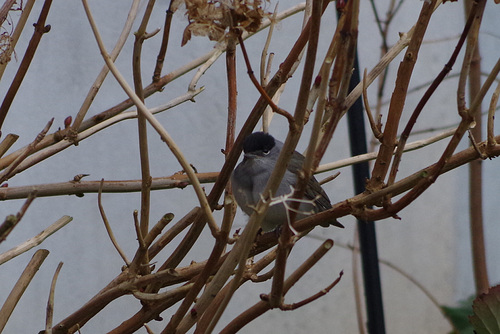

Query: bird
left=231, top=131, right=338, bottom=232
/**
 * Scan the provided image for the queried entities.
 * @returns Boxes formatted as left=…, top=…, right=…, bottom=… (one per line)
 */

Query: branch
left=367, top=0, right=439, bottom=192
left=0, top=118, right=53, bottom=183
left=45, top=262, right=64, bottom=334
left=131, top=0, right=157, bottom=274
left=82, top=0, right=219, bottom=236
left=0, top=249, right=50, bottom=332
left=0, top=216, right=72, bottom=265
left=0, top=0, right=53, bottom=130
left=68, top=0, right=142, bottom=135
left=0, top=172, right=218, bottom=200
left=0, top=0, right=36, bottom=81
left=0, top=193, right=35, bottom=243
left=97, top=179, right=130, bottom=266
left=387, top=0, right=479, bottom=188
left=0, top=88, right=203, bottom=177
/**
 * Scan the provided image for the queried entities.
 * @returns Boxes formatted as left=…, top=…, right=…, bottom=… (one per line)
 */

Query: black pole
left=345, top=41, right=386, bottom=334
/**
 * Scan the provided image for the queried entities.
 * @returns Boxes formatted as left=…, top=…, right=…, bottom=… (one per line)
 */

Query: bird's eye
left=262, top=149, right=270, bottom=155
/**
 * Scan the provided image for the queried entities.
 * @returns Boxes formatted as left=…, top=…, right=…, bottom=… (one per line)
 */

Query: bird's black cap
left=242, top=132, right=275, bottom=154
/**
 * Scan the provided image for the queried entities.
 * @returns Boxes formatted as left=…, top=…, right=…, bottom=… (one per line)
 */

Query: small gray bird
left=231, top=132, right=336, bottom=232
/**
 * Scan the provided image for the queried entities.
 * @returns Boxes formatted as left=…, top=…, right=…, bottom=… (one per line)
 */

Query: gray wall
left=0, top=1, right=499, bottom=333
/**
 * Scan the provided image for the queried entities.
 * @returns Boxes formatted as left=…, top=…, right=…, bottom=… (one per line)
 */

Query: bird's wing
left=286, top=151, right=332, bottom=211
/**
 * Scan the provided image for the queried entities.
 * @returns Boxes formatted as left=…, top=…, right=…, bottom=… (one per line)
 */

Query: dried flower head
left=182, top=0, right=269, bottom=46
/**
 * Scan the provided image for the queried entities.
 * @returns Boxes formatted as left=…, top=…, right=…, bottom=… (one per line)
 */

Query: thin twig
left=98, top=179, right=130, bottom=266
left=153, top=0, right=176, bottom=82
left=362, top=68, right=382, bottom=140
left=0, top=88, right=204, bottom=176
left=0, top=216, right=72, bottom=265
left=0, top=0, right=36, bottom=81
left=0, top=118, right=53, bottom=183
left=69, top=0, right=142, bottom=135
left=143, top=213, right=174, bottom=247
left=133, top=210, right=145, bottom=248
left=220, top=240, right=336, bottom=333
left=0, top=0, right=53, bottom=130
left=0, top=193, right=36, bottom=243
left=45, top=262, right=64, bottom=334
left=237, top=33, right=295, bottom=125
left=487, top=79, right=500, bottom=149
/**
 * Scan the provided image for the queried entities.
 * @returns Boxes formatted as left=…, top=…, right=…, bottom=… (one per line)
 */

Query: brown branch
left=0, top=118, right=53, bottom=183
left=45, top=262, right=64, bottom=334
left=0, top=193, right=35, bottom=243
left=0, top=0, right=17, bottom=26
left=270, top=0, right=325, bottom=309
left=98, top=179, right=130, bottom=266
left=387, top=0, right=480, bottom=188
left=152, top=0, right=176, bottom=82
left=367, top=0, right=438, bottom=192
left=237, top=32, right=295, bottom=125
left=143, top=213, right=174, bottom=247
left=220, top=240, right=336, bottom=333
left=464, top=0, right=489, bottom=295
left=68, top=0, right=142, bottom=135
left=0, top=133, right=19, bottom=158
left=0, top=0, right=53, bottom=130
left=0, top=249, right=50, bottom=332
left=0, top=172, right=218, bottom=200
left=362, top=69, right=383, bottom=141
left=131, top=0, right=157, bottom=275
left=487, top=80, right=500, bottom=149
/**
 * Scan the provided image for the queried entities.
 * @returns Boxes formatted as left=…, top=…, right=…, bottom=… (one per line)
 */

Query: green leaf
left=441, top=296, right=474, bottom=334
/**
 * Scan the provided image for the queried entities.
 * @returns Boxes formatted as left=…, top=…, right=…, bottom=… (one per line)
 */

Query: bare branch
left=0, top=216, right=72, bottom=265
left=45, top=262, right=63, bottom=334
left=0, top=249, right=50, bottom=332
left=98, top=179, right=130, bottom=266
